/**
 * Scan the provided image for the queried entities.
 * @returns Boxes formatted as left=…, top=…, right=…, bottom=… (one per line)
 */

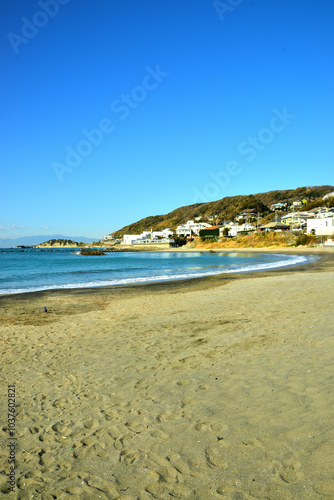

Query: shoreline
left=0, top=249, right=332, bottom=307
left=167, top=245, right=334, bottom=253
left=0, top=248, right=331, bottom=300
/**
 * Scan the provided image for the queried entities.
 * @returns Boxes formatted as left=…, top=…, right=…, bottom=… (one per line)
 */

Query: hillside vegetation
left=111, top=185, right=334, bottom=238
left=35, top=239, right=79, bottom=248
left=192, top=232, right=320, bottom=249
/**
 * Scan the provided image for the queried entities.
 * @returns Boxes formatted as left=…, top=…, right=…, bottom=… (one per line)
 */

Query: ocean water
left=0, top=248, right=316, bottom=295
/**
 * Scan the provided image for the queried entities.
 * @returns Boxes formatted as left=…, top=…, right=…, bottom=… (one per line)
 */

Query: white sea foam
left=0, top=254, right=318, bottom=295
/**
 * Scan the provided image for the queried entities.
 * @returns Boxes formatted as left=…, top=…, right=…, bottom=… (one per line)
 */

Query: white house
left=152, top=229, right=174, bottom=239
left=175, top=226, right=192, bottom=237
left=281, top=212, right=312, bottom=228
left=176, top=220, right=210, bottom=237
left=314, top=208, right=334, bottom=219
left=122, top=229, right=174, bottom=245
left=228, top=223, right=255, bottom=237
left=228, top=225, right=238, bottom=237
left=101, top=234, right=114, bottom=242
left=270, top=202, right=287, bottom=210
left=307, top=217, right=334, bottom=236
left=122, top=234, right=147, bottom=245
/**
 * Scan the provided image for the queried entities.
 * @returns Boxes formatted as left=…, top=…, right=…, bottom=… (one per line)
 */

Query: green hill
left=110, top=185, right=334, bottom=238
left=35, top=239, right=80, bottom=248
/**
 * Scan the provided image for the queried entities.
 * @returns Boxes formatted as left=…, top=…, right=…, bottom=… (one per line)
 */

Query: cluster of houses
left=121, top=229, right=173, bottom=245
left=101, top=192, right=334, bottom=245
left=199, top=207, right=334, bottom=239
left=174, top=205, right=334, bottom=239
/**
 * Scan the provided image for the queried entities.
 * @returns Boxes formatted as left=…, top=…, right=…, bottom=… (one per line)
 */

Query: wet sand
left=0, top=250, right=334, bottom=499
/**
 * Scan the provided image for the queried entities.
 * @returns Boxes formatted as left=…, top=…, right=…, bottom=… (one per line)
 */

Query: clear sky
left=1, top=0, right=333, bottom=239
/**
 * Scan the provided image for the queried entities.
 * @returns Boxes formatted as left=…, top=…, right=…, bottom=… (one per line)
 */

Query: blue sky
left=1, top=0, right=333, bottom=240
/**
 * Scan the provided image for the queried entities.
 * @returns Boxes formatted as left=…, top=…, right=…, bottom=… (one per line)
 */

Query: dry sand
left=0, top=250, right=334, bottom=499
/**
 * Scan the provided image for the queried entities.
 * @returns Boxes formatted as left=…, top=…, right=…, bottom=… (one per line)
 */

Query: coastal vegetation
left=35, top=239, right=79, bottom=248
left=192, top=231, right=321, bottom=249
left=171, top=236, right=187, bottom=247
left=33, top=239, right=104, bottom=248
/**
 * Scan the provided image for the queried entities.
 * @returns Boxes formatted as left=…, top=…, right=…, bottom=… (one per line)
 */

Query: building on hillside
left=237, top=209, right=257, bottom=221
left=228, top=225, right=238, bottom=237
left=307, top=217, right=334, bottom=236
left=175, top=226, right=192, bottom=238
left=207, top=215, right=220, bottom=222
left=176, top=220, right=210, bottom=237
left=228, top=223, right=255, bottom=237
left=199, top=226, right=221, bottom=239
left=122, top=229, right=174, bottom=245
left=308, top=207, right=324, bottom=216
left=270, top=202, right=287, bottom=210
left=313, top=208, right=334, bottom=218
left=122, top=234, right=147, bottom=245
left=101, top=234, right=115, bottom=242
left=280, top=211, right=313, bottom=228
left=151, top=229, right=174, bottom=239
left=259, top=222, right=290, bottom=232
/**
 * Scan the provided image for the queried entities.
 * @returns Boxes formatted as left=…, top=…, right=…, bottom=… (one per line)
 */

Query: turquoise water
left=0, top=248, right=315, bottom=295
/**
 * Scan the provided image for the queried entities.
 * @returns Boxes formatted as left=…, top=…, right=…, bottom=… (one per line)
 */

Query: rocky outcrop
left=79, top=249, right=105, bottom=256
left=34, top=239, right=80, bottom=248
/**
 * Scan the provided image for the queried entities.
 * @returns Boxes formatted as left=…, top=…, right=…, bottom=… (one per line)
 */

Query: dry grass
left=194, top=231, right=300, bottom=249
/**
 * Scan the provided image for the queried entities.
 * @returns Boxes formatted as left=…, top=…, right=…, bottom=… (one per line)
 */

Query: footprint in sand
left=134, top=378, right=149, bottom=389
left=120, top=449, right=140, bottom=465
left=144, top=451, right=179, bottom=482
left=176, top=379, right=191, bottom=386
left=39, top=432, right=54, bottom=442
left=85, top=475, right=120, bottom=497
left=181, top=397, right=197, bottom=408
left=194, top=421, right=211, bottom=431
left=279, top=467, right=303, bottom=484
left=107, top=424, right=123, bottom=438
left=83, top=418, right=99, bottom=429
left=125, top=421, right=145, bottom=433
left=80, top=435, right=97, bottom=447
left=281, top=454, right=302, bottom=469
left=146, top=482, right=192, bottom=498
left=156, top=410, right=178, bottom=422
left=51, top=421, right=73, bottom=436
left=149, top=429, right=169, bottom=440
left=313, top=481, right=334, bottom=496
left=273, top=454, right=303, bottom=484
left=265, top=484, right=293, bottom=499
left=38, top=450, right=56, bottom=467
left=205, top=446, right=228, bottom=470
left=29, top=426, right=40, bottom=434
left=167, top=453, right=194, bottom=476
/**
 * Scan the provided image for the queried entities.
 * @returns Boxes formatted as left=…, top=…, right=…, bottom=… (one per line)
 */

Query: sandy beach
left=1, top=249, right=334, bottom=499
